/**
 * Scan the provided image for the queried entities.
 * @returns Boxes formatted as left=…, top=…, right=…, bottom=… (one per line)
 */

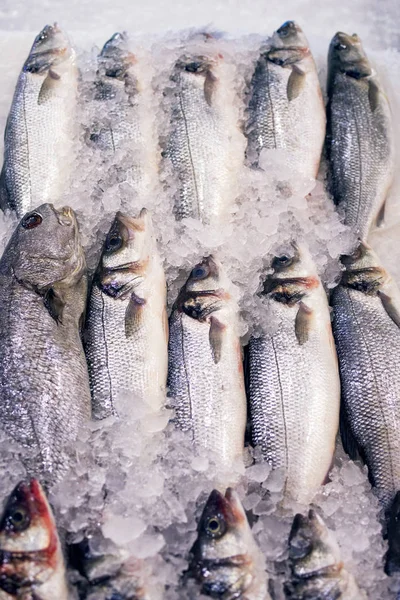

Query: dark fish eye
left=206, top=516, right=222, bottom=536
left=272, top=254, right=292, bottom=269
left=21, top=212, right=43, bottom=230
left=277, top=21, right=295, bottom=38
left=191, top=264, right=209, bottom=280
left=106, top=234, right=123, bottom=252
left=7, top=506, right=30, bottom=532
left=335, top=42, right=348, bottom=51
left=185, top=61, right=203, bottom=73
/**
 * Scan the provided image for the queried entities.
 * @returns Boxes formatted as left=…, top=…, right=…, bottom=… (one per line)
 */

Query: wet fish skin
left=190, top=488, right=270, bottom=600
left=246, top=20, right=325, bottom=178
left=248, top=244, right=340, bottom=504
left=85, top=209, right=168, bottom=419
left=0, top=203, right=91, bottom=485
left=0, top=24, right=78, bottom=218
left=386, top=492, right=400, bottom=575
left=285, top=509, right=365, bottom=599
left=167, top=256, right=246, bottom=468
left=165, top=53, right=244, bottom=222
left=0, top=479, right=69, bottom=599
left=331, top=242, right=400, bottom=509
left=326, top=32, right=394, bottom=240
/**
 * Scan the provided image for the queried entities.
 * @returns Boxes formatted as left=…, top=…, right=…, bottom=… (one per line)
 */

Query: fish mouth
left=115, top=210, right=147, bottom=237
left=24, top=23, right=71, bottom=74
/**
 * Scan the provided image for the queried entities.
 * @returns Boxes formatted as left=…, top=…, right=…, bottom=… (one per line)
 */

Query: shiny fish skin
left=85, top=209, right=168, bottom=419
left=0, top=24, right=78, bottom=218
left=331, top=243, right=400, bottom=509
left=165, top=53, right=245, bottom=222
left=246, top=21, right=325, bottom=178
left=286, top=510, right=365, bottom=599
left=0, top=479, right=69, bottom=600
left=167, top=257, right=246, bottom=468
left=190, top=488, right=270, bottom=600
left=248, top=245, right=340, bottom=504
left=0, top=203, right=91, bottom=485
left=326, top=32, right=394, bottom=240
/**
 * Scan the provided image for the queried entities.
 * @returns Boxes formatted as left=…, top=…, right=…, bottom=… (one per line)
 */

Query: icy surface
left=0, top=0, right=398, bottom=598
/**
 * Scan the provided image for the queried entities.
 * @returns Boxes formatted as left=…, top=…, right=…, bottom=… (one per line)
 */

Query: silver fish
left=331, top=242, right=400, bottom=509
left=246, top=21, right=325, bottom=178
left=0, top=203, right=90, bottom=485
left=85, top=209, right=168, bottom=419
left=190, top=488, right=270, bottom=600
left=0, top=479, right=69, bottom=600
left=167, top=257, right=246, bottom=468
left=165, top=53, right=245, bottom=222
left=326, top=32, right=394, bottom=240
left=248, top=244, right=340, bottom=504
left=286, top=509, right=365, bottom=599
left=0, top=24, right=78, bottom=218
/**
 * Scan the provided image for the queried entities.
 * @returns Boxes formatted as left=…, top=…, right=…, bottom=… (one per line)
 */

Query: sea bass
left=248, top=244, right=340, bottom=504
left=285, top=509, right=365, bottom=599
left=0, top=479, right=69, bottom=599
left=165, top=53, right=245, bottom=222
left=190, top=488, right=270, bottom=600
left=0, top=24, right=78, bottom=218
left=0, top=203, right=91, bottom=485
left=85, top=209, right=168, bottom=419
left=167, top=257, right=246, bottom=467
left=331, top=242, right=400, bottom=509
left=246, top=20, right=325, bottom=179
left=326, top=32, right=394, bottom=240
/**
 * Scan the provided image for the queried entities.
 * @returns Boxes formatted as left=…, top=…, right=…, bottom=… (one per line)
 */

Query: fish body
left=331, top=243, right=400, bottom=509
left=165, top=53, right=244, bottom=222
left=248, top=244, right=340, bottom=503
left=167, top=257, right=246, bottom=467
left=0, top=479, right=69, bottom=599
left=190, top=488, right=270, bottom=599
left=326, top=32, right=394, bottom=240
left=246, top=21, right=325, bottom=178
left=285, top=509, right=365, bottom=599
left=0, top=24, right=78, bottom=217
left=85, top=209, right=168, bottom=419
left=0, top=203, right=90, bottom=485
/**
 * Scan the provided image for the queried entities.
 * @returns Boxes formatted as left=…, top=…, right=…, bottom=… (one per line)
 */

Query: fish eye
left=7, top=506, right=30, bottom=532
left=185, top=61, right=203, bottom=73
left=334, top=42, right=348, bottom=51
left=191, top=264, right=209, bottom=280
left=277, top=21, right=295, bottom=37
left=21, top=212, right=43, bottom=230
left=106, top=233, right=123, bottom=252
left=206, top=516, right=224, bottom=537
left=272, top=254, right=292, bottom=269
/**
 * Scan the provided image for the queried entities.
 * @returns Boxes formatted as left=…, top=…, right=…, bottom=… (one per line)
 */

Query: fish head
left=288, top=510, right=341, bottom=579
left=328, top=32, right=371, bottom=79
left=173, top=54, right=218, bottom=105
left=386, top=492, right=400, bottom=575
left=24, top=23, right=73, bottom=74
left=263, top=242, right=319, bottom=298
left=272, top=21, right=309, bottom=49
left=95, top=32, right=136, bottom=100
left=0, top=480, right=61, bottom=591
left=190, top=488, right=255, bottom=597
left=340, top=242, right=386, bottom=294
left=10, top=203, right=86, bottom=290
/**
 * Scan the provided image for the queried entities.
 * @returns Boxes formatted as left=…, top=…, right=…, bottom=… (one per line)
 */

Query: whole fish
left=0, top=24, right=78, bottom=218
left=246, top=20, right=325, bottom=178
left=326, top=32, right=394, bottom=240
left=285, top=509, right=365, bottom=599
left=248, top=244, right=340, bottom=504
left=85, top=209, right=168, bottom=419
left=167, top=257, right=246, bottom=467
left=0, top=479, right=69, bottom=599
left=165, top=53, right=245, bottom=222
left=189, top=488, right=270, bottom=599
left=331, top=242, right=400, bottom=509
left=0, top=203, right=91, bottom=485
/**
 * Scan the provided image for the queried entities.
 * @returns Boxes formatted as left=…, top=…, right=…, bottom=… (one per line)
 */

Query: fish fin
left=368, top=78, right=380, bottom=112
left=287, top=65, right=305, bottom=101
left=378, top=291, right=400, bottom=329
left=204, top=69, right=217, bottom=107
left=43, top=288, right=65, bottom=324
left=162, top=307, right=169, bottom=345
left=38, top=69, right=60, bottom=105
left=125, top=293, right=146, bottom=337
left=340, top=405, right=362, bottom=462
left=375, top=201, right=386, bottom=228
left=209, top=316, right=225, bottom=364
left=294, top=301, right=313, bottom=345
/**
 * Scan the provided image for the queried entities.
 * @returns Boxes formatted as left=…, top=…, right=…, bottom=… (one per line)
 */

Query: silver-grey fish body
left=0, top=25, right=78, bottom=218
left=165, top=55, right=244, bottom=222
left=327, top=33, right=394, bottom=240
left=0, top=204, right=91, bottom=485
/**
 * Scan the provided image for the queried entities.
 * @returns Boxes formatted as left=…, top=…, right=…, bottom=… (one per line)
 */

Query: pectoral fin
left=44, top=288, right=65, bottom=324
left=204, top=69, right=217, bottom=107
left=209, top=316, right=226, bottom=364
left=287, top=65, right=305, bottom=101
left=378, top=291, right=400, bottom=329
left=294, top=301, right=313, bottom=345
left=368, top=78, right=380, bottom=112
left=38, top=69, right=61, bottom=105
left=340, top=403, right=363, bottom=462
left=125, top=293, right=146, bottom=337
left=375, top=201, right=386, bottom=228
